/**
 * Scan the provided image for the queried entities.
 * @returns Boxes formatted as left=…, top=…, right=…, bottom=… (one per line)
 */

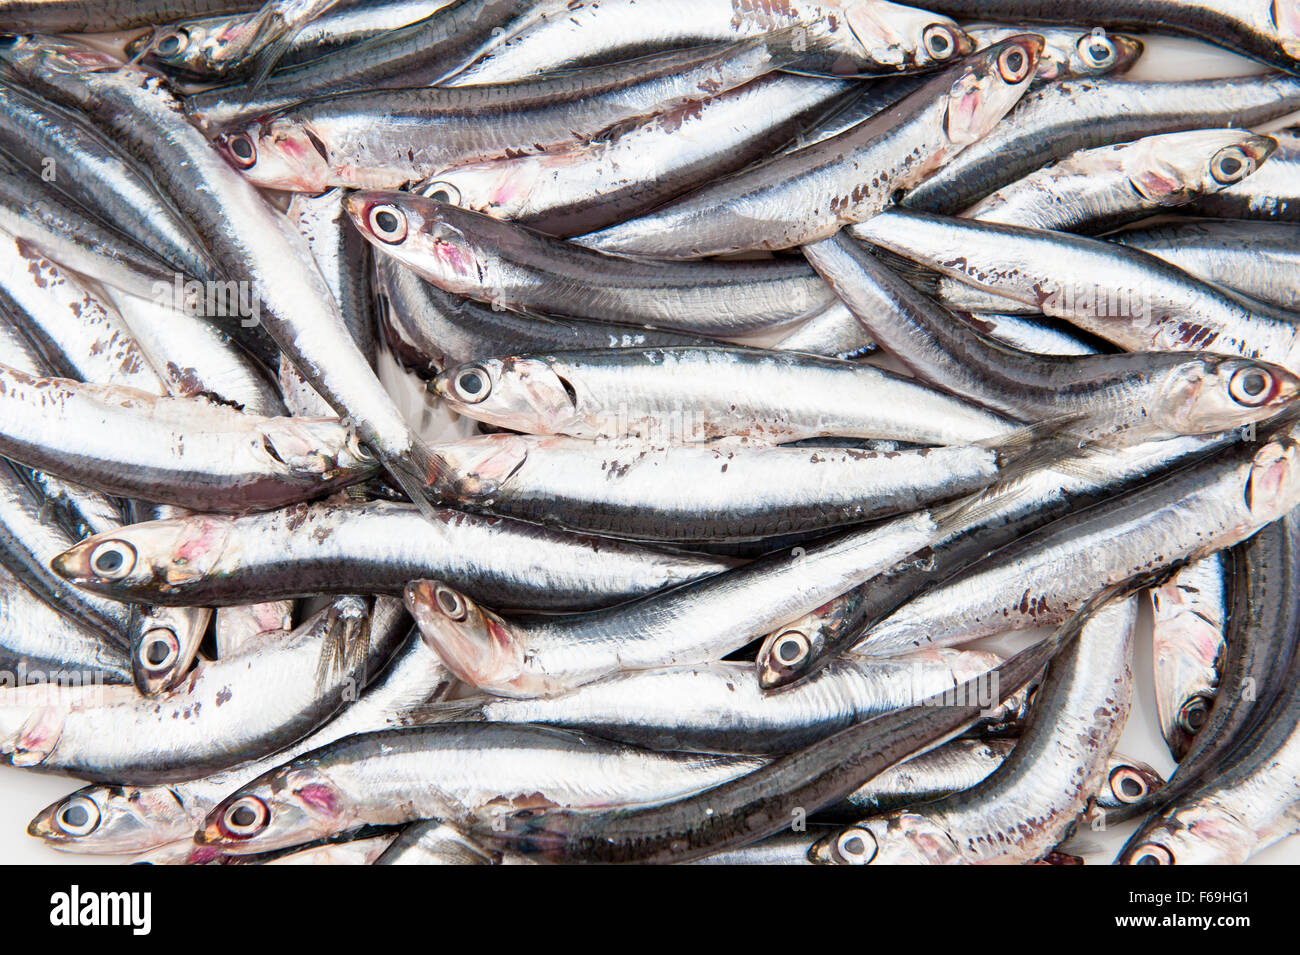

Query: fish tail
left=378, top=439, right=453, bottom=520
left=400, top=697, right=489, bottom=726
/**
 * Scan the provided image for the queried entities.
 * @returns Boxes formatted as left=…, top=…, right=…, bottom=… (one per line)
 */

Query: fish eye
left=452, top=365, right=491, bottom=404
left=421, top=180, right=462, bottom=205
left=368, top=204, right=407, bottom=244
left=1108, top=766, right=1149, bottom=804
left=137, top=628, right=180, bottom=673
left=348, top=434, right=375, bottom=462
left=1129, top=843, right=1174, bottom=866
left=220, top=796, right=269, bottom=838
left=998, top=44, right=1031, bottom=83
left=1078, top=33, right=1116, bottom=67
left=153, top=29, right=189, bottom=57
left=922, top=25, right=956, bottom=60
left=434, top=584, right=468, bottom=621
left=55, top=796, right=101, bottom=836
left=222, top=132, right=257, bottom=169
left=1177, top=694, right=1212, bottom=734
left=0, top=34, right=19, bottom=48
left=834, top=827, right=878, bottom=865
left=1210, top=145, right=1252, bottom=184
left=1229, top=366, right=1275, bottom=406
left=772, top=630, right=810, bottom=667
left=89, top=541, right=136, bottom=580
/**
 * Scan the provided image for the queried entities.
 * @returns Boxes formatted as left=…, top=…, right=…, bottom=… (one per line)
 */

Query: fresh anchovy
left=49, top=501, right=735, bottom=612
left=450, top=649, right=1015, bottom=754
left=0, top=364, right=377, bottom=513
left=214, top=32, right=817, bottom=192
left=433, top=433, right=1009, bottom=542
left=404, top=505, right=944, bottom=697
left=574, top=36, right=1043, bottom=258
left=755, top=432, right=1230, bottom=688
left=0, top=565, right=131, bottom=683
left=29, top=620, right=454, bottom=854
left=194, top=723, right=767, bottom=855
left=452, top=0, right=974, bottom=85
left=1114, top=220, right=1300, bottom=312
left=350, top=193, right=837, bottom=337
left=962, top=130, right=1277, bottom=234
left=374, top=257, right=708, bottom=379
left=1112, top=515, right=1300, bottom=827
left=852, top=209, right=1300, bottom=374
left=0, top=82, right=219, bottom=282
left=129, top=0, right=448, bottom=75
left=0, top=597, right=404, bottom=783
left=1119, top=538, right=1300, bottom=865
left=853, top=424, right=1300, bottom=657
left=184, top=0, right=557, bottom=127
left=812, top=596, right=1136, bottom=865
left=375, top=820, right=504, bottom=865
left=0, top=37, right=443, bottom=506
left=467, top=607, right=1083, bottom=864
left=1183, top=130, right=1300, bottom=221
left=805, top=232, right=1300, bottom=443
left=1150, top=554, right=1229, bottom=762
left=902, top=73, right=1300, bottom=214
left=431, top=347, right=1018, bottom=447
left=419, top=75, right=854, bottom=236
left=0, top=0, right=261, bottom=32
left=920, top=0, right=1300, bottom=75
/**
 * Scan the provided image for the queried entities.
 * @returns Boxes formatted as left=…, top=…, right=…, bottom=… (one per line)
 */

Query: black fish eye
left=62, top=805, right=87, bottom=827
left=89, top=541, right=135, bottom=579
left=231, top=806, right=256, bottom=827
left=155, top=31, right=186, bottom=56
left=56, top=796, right=100, bottom=835
left=0, top=34, right=19, bottom=48
left=1230, top=366, right=1274, bottom=406
left=1211, top=146, right=1252, bottom=184
left=368, top=204, right=407, bottom=243
left=139, top=630, right=179, bottom=671
left=451, top=365, right=491, bottom=403
left=923, top=25, right=953, bottom=58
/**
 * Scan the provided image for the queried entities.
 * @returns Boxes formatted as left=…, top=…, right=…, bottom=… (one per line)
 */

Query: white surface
left=3, top=32, right=1300, bottom=865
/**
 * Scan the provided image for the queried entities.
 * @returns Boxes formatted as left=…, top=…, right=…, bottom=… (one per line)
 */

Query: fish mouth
left=49, top=546, right=91, bottom=583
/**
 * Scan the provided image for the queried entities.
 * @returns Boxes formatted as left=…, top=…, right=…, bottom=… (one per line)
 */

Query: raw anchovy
left=49, top=501, right=736, bottom=611
left=920, top=0, right=1300, bottom=75
left=431, top=347, right=1018, bottom=447
left=1150, top=554, right=1229, bottom=761
left=812, top=596, right=1136, bottom=864
left=755, top=433, right=1230, bottom=688
left=804, top=232, right=1299, bottom=443
left=214, top=32, right=818, bottom=192
left=30, top=621, right=454, bottom=854
left=374, top=256, right=709, bottom=379
left=447, top=649, right=1015, bottom=754
left=404, top=505, right=943, bottom=696
left=0, top=565, right=132, bottom=683
left=447, top=0, right=973, bottom=85
left=852, top=424, right=1300, bottom=657
left=1183, top=130, right=1300, bottom=221
left=902, top=73, right=1300, bottom=214
left=467, top=606, right=1089, bottom=864
left=1114, top=220, right=1300, bottom=311
left=432, top=433, right=1009, bottom=542
left=349, top=193, right=837, bottom=337
left=184, top=0, right=559, bottom=127
left=0, top=36, right=444, bottom=506
left=419, top=74, right=854, bottom=236
left=852, top=209, right=1300, bottom=373
left=195, top=723, right=767, bottom=854
left=0, top=364, right=377, bottom=512
left=962, top=129, right=1277, bottom=234
left=574, top=36, right=1043, bottom=257
left=0, top=596, right=406, bottom=783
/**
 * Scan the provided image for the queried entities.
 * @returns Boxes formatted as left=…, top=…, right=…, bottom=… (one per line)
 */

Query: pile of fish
left=1, top=0, right=1299, bottom=866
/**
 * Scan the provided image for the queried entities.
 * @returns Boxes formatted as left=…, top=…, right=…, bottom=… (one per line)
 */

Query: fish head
left=255, top=417, right=381, bottom=483
left=810, top=815, right=964, bottom=865
left=1161, top=356, right=1300, bottom=437
left=0, top=33, right=124, bottom=82
left=414, top=163, right=538, bottom=220
left=405, top=580, right=530, bottom=696
left=941, top=34, right=1044, bottom=148
left=128, top=17, right=242, bottom=76
left=842, top=1, right=972, bottom=72
left=215, top=117, right=332, bottom=192
left=28, top=785, right=194, bottom=854
left=432, top=434, right=532, bottom=501
left=1243, top=423, right=1300, bottom=521
left=1126, top=130, right=1275, bottom=205
left=1119, top=806, right=1253, bottom=865
left=432, top=357, right=582, bottom=435
left=1271, top=0, right=1300, bottom=61
left=1092, top=756, right=1166, bottom=816
left=198, top=767, right=346, bottom=853
left=1053, top=28, right=1143, bottom=80
left=50, top=516, right=237, bottom=600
